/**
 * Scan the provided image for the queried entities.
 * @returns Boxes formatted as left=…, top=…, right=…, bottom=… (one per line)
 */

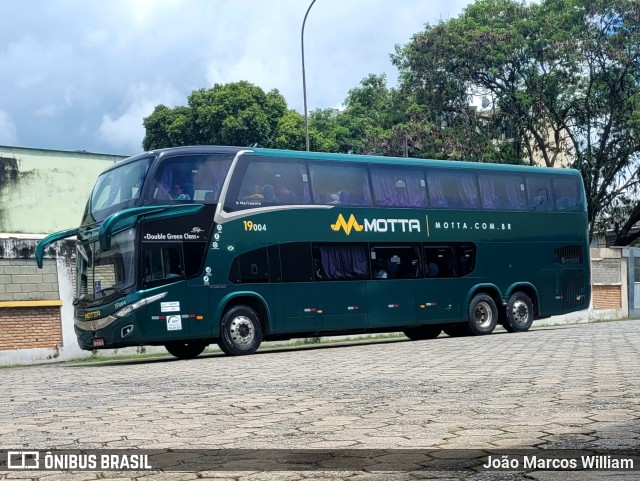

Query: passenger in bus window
left=262, top=184, right=275, bottom=202
left=245, top=185, right=265, bottom=201
left=173, top=184, right=191, bottom=200
left=275, top=184, right=294, bottom=203
left=374, top=264, right=388, bottom=279
left=426, top=262, right=439, bottom=277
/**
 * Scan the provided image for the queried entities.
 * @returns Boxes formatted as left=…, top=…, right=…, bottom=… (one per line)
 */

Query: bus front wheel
left=503, top=292, right=534, bottom=333
left=467, top=294, right=498, bottom=335
left=165, top=341, right=208, bottom=359
left=403, top=325, right=442, bottom=340
left=218, top=305, right=263, bottom=356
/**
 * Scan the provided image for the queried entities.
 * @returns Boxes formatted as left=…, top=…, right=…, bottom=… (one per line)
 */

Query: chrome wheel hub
left=229, top=316, right=255, bottom=346
left=511, top=300, right=529, bottom=325
left=474, top=301, right=493, bottom=328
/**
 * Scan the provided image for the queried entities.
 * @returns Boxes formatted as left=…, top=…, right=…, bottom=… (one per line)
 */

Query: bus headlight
left=114, top=292, right=167, bottom=318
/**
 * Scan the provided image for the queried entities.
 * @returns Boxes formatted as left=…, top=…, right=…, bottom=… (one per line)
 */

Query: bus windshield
left=90, top=156, right=153, bottom=221
left=76, top=229, right=136, bottom=301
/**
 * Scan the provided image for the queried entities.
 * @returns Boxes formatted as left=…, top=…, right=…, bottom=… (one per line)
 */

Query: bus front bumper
left=74, top=315, right=142, bottom=350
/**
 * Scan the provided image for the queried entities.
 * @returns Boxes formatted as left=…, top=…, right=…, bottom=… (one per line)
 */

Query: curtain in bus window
left=427, top=170, right=479, bottom=209
left=155, top=168, right=173, bottom=200
left=310, top=163, right=372, bottom=206
left=370, top=167, right=427, bottom=207
left=317, top=245, right=369, bottom=280
left=426, top=175, right=447, bottom=208
left=479, top=175, right=525, bottom=210
left=458, top=174, right=480, bottom=208
left=552, top=176, right=580, bottom=211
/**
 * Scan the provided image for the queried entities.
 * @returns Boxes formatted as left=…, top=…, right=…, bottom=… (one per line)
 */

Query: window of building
left=478, top=174, right=526, bottom=210
left=370, top=244, right=422, bottom=280
left=426, top=169, right=480, bottom=209
left=310, top=162, right=372, bottom=206
left=370, top=166, right=427, bottom=207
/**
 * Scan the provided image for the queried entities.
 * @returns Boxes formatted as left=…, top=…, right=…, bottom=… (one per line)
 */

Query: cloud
left=0, top=110, right=18, bottom=145
left=97, top=81, right=184, bottom=154
left=1, top=0, right=473, bottom=154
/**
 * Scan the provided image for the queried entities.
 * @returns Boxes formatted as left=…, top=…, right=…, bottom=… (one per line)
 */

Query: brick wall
left=593, top=284, right=622, bottom=310
left=0, top=307, right=62, bottom=350
left=0, top=259, right=59, bottom=301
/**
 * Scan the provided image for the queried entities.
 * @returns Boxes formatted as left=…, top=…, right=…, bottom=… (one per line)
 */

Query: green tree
left=143, top=81, right=288, bottom=150
left=393, top=0, right=640, bottom=244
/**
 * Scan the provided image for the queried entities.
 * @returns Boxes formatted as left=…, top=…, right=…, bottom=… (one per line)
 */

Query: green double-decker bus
left=37, top=146, right=590, bottom=358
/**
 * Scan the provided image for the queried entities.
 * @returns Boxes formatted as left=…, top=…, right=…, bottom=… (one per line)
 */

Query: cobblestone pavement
left=1, top=320, right=639, bottom=480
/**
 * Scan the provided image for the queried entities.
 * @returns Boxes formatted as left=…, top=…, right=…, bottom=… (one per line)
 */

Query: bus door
left=367, top=245, right=420, bottom=328
left=182, top=241, right=213, bottom=340
left=276, top=243, right=323, bottom=334
left=416, top=245, right=469, bottom=323
left=310, top=244, right=369, bottom=331
left=141, top=242, right=201, bottom=341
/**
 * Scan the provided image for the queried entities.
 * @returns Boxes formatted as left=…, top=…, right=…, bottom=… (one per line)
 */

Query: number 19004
left=243, top=220, right=267, bottom=232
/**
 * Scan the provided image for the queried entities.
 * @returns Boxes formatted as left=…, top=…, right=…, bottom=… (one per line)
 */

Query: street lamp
left=301, top=0, right=317, bottom=151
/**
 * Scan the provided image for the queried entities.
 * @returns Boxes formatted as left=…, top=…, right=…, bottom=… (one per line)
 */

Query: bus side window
left=371, top=245, right=421, bottom=280
left=458, top=244, right=476, bottom=277
left=312, top=244, right=369, bottom=281
left=280, top=243, right=314, bottom=282
left=526, top=176, right=555, bottom=211
left=143, top=245, right=184, bottom=287
left=552, top=176, right=581, bottom=211
left=309, top=162, right=372, bottom=206
left=423, top=246, right=456, bottom=278
left=426, top=169, right=480, bottom=209
left=370, top=167, right=427, bottom=208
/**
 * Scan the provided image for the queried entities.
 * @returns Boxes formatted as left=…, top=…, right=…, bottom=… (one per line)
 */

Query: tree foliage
left=143, top=81, right=287, bottom=150
left=393, top=0, right=640, bottom=244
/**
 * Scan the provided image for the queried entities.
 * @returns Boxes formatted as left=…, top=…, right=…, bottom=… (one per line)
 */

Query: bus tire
left=218, top=305, right=263, bottom=356
left=165, top=341, right=208, bottom=359
left=403, top=325, right=442, bottom=340
left=467, top=294, right=498, bottom=335
left=504, top=292, right=534, bottom=332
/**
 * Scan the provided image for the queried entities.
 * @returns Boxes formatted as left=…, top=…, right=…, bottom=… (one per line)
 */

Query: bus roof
left=110, top=145, right=581, bottom=178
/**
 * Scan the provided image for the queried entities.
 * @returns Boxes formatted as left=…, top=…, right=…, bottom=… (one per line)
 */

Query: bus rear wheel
left=165, top=341, right=208, bottom=359
left=218, top=305, right=263, bottom=356
left=467, top=294, right=498, bottom=335
left=403, top=325, right=442, bottom=340
left=504, top=292, right=534, bottom=332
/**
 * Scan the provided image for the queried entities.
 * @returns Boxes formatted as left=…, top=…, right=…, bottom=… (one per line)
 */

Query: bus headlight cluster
left=114, top=292, right=167, bottom=318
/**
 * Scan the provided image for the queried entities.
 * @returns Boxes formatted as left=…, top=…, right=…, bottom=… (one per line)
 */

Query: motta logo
left=331, top=214, right=363, bottom=235
left=331, top=214, right=421, bottom=235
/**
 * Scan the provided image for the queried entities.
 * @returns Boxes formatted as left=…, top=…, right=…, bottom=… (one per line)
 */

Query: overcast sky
left=0, top=0, right=472, bottom=156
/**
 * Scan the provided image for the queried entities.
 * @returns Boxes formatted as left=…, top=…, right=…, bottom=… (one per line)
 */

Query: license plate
left=92, top=338, right=105, bottom=347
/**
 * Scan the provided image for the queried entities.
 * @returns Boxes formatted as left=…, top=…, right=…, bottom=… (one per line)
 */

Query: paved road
left=1, top=320, right=639, bottom=480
